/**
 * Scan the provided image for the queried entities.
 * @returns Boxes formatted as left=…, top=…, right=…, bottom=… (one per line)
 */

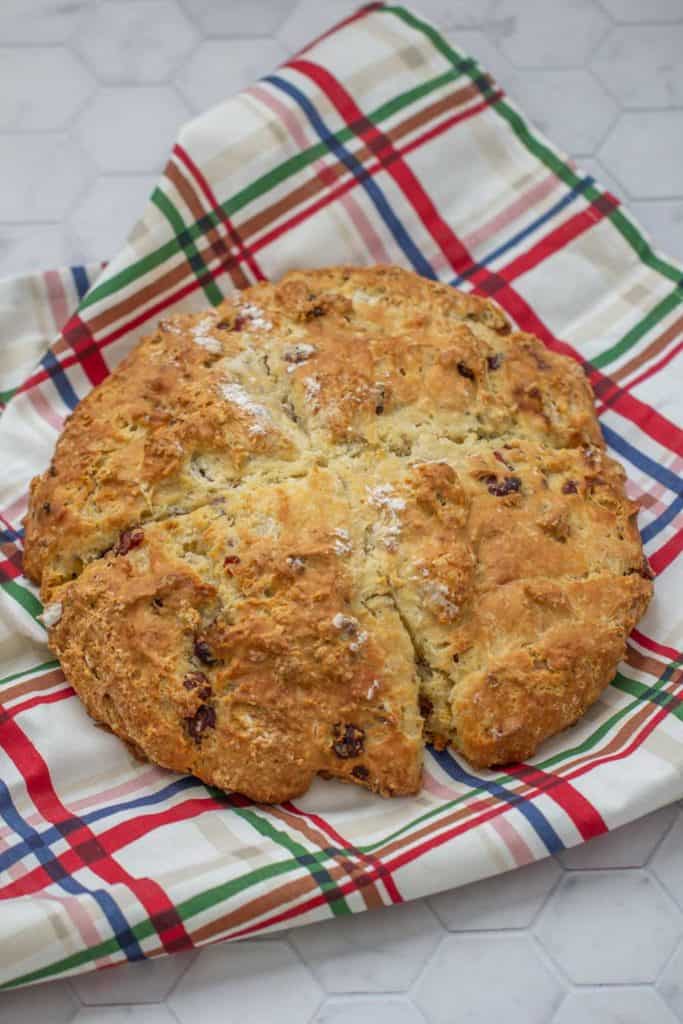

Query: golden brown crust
left=47, top=472, right=422, bottom=803
left=451, top=574, right=651, bottom=766
left=24, top=265, right=653, bottom=800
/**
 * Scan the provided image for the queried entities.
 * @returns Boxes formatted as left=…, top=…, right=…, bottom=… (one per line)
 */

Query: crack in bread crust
left=24, top=265, right=653, bottom=801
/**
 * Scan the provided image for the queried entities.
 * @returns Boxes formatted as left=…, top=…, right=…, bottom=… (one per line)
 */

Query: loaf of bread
left=24, top=266, right=652, bottom=802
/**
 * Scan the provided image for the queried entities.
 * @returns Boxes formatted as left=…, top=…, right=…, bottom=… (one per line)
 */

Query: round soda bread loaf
left=24, top=266, right=653, bottom=802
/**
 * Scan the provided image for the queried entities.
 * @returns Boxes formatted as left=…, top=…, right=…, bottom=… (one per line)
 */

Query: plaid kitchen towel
left=1, top=2, right=682, bottom=990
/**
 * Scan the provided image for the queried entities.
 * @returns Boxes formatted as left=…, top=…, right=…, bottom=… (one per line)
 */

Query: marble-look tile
left=169, top=941, right=322, bottom=1024
left=504, top=68, right=618, bottom=154
left=1, top=979, right=79, bottom=1024
left=70, top=175, right=158, bottom=262
left=312, top=997, right=426, bottom=1024
left=429, top=858, right=561, bottom=931
left=629, top=200, right=683, bottom=264
left=0, top=48, right=94, bottom=132
left=440, top=29, right=516, bottom=87
left=411, top=0, right=507, bottom=34
left=414, top=934, right=563, bottom=1024
left=497, top=0, right=610, bottom=69
left=181, top=0, right=294, bottom=38
left=536, top=870, right=682, bottom=983
left=371, top=0, right=504, bottom=35
left=278, top=0, right=367, bottom=53
left=73, top=1007, right=179, bottom=1024
left=290, top=900, right=442, bottom=994
left=0, top=134, right=91, bottom=222
left=651, top=809, right=683, bottom=909
left=75, top=1, right=198, bottom=84
left=0, top=0, right=87, bottom=43
left=175, top=37, right=287, bottom=112
left=592, top=25, right=683, bottom=108
left=76, top=87, right=190, bottom=173
left=574, top=155, right=628, bottom=200
left=0, top=224, right=74, bottom=278
left=658, top=940, right=683, bottom=1021
left=557, top=805, right=678, bottom=869
left=72, top=951, right=196, bottom=1005
left=279, top=0, right=507, bottom=54
left=552, top=987, right=679, bottom=1024
left=600, top=111, right=683, bottom=197
left=598, top=0, right=683, bottom=22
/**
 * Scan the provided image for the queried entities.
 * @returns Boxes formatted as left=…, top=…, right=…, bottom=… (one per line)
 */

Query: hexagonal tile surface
left=313, top=997, right=425, bottom=1024
left=598, top=0, right=683, bottom=22
left=601, top=112, right=683, bottom=197
left=575, top=155, right=628, bottom=200
left=181, top=0, right=293, bottom=38
left=659, top=940, right=683, bottom=1020
left=75, top=1, right=198, bottom=84
left=72, top=951, right=196, bottom=1005
left=630, top=200, right=683, bottom=263
left=76, top=87, right=190, bottom=173
left=0, top=0, right=86, bottom=43
left=558, top=805, right=678, bottom=869
left=440, top=29, right=516, bottom=86
left=552, top=987, right=679, bottom=1024
left=175, top=37, right=287, bottom=112
left=0, top=224, right=73, bottom=278
left=405, top=0, right=503, bottom=34
left=429, top=857, right=561, bottom=931
left=169, top=941, right=322, bottom=1024
left=497, top=0, right=610, bottom=68
left=278, top=0, right=365, bottom=53
left=536, top=870, right=682, bottom=983
left=279, top=0, right=510, bottom=53
left=290, top=900, right=442, bottom=994
left=0, top=48, right=93, bottom=131
left=0, top=134, right=91, bottom=222
left=505, top=68, right=618, bottom=154
left=651, top=808, right=683, bottom=909
left=415, top=934, right=563, bottom=1024
left=1, top=978, right=79, bottom=1024
left=73, top=1008, right=178, bottom=1024
left=70, top=175, right=158, bottom=262
left=592, top=25, right=683, bottom=109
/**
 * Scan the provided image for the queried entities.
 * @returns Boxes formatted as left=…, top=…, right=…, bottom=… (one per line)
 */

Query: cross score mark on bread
left=24, top=266, right=653, bottom=802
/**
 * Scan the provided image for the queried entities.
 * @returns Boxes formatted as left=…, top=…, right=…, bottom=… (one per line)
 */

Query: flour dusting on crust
left=219, top=382, right=271, bottom=435
left=367, top=483, right=406, bottom=551
left=192, top=316, right=222, bottom=354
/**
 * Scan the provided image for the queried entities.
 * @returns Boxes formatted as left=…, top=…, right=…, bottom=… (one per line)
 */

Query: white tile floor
left=1, top=1, right=682, bottom=1020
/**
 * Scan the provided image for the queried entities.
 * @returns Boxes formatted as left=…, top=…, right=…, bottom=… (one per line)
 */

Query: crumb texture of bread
left=24, top=265, right=653, bottom=801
